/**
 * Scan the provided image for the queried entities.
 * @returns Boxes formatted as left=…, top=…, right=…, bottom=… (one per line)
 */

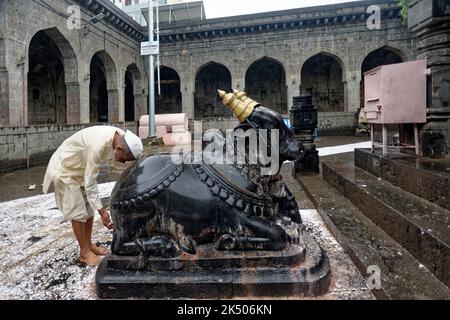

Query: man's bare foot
left=90, top=245, right=108, bottom=256
left=80, top=249, right=102, bottom=266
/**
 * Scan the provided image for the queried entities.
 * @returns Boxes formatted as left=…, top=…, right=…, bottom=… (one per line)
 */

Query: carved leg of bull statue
left=275, top=184, right=302, bottom=224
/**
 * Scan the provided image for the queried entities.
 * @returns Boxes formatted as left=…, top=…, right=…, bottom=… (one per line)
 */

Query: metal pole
left=157, top=4, right=161, bottom=96
left=148, top=0, right=156, bottom=138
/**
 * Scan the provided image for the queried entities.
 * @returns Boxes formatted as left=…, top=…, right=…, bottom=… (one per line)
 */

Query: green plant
left=398, top=0, right=411, bottom=24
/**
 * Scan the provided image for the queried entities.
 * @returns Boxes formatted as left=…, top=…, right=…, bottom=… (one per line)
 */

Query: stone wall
left=0, top=122, right=138, bottom=172
left=318, top=112, right=358, bottom=136
left=157, top=0, right=416, bottom=119
left=0, top=0, right=147, bottom=128
left=188, top=112, right=357, bottom=136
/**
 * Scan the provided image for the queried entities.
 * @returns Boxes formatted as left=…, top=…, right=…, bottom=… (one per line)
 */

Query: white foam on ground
left=318, top=141, right=371, bottom=157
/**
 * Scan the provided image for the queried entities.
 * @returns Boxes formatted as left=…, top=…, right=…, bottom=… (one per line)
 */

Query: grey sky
left=196, top=0, right=363, bottom=19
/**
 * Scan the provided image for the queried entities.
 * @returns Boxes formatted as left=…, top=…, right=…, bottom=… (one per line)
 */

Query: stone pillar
left=181, top=80, right=195, bottom=119
left=287, top=73, right=300, bottom=113
left=118, top=77, right=125, bottom=123
left=345, top=71, right=361, bottom=113
left=8, top=64, right=27, bottom=127
left=134, top=93, right=147, bottom=121
left=0, top=68, right=9, bottom=127
left=4, top=37, right=27, bottom=127
left=79, top=71, right=90, bottom=124
left=108, top=88, right=120, bottom=122
left=66, top=82, right=80, bottom=125
left=409, top=0, right=450, bottom=157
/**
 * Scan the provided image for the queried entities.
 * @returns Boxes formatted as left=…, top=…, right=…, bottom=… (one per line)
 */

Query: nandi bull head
left=219, top=90, right=304, bottom=164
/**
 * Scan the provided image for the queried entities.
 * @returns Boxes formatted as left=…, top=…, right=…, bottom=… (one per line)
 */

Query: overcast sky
left=195, top=0, right=363, bottom=19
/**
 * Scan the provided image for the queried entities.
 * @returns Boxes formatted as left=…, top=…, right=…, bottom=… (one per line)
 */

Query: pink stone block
left=172, top=125, right=187, bottom=133
left=163, top=132, right=192, bottom=146
left=140, top=113, right=188, bottom=131
left=156, top=126, right=167, bottom=138
left=139, top=127, right=148, bottom=139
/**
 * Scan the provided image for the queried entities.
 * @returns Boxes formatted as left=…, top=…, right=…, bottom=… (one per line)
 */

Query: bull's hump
left=112, top=154, right=181, bottom=201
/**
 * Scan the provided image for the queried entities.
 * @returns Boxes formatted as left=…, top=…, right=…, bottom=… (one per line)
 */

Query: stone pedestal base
left=293, top=144, right=320, bottom=176
left=96, top=233, right=330, bottom=299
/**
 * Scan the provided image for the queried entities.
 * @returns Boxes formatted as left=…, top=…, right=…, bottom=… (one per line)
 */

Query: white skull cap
left=124, top=130, right=144, bottom=160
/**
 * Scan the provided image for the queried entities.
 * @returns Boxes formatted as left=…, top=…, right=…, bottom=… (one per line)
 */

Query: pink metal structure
left=363, top=60, right=428, bottom=156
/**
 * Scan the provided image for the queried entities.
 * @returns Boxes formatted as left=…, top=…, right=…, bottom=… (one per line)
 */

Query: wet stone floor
left=0, top=136, right=374, bottom=300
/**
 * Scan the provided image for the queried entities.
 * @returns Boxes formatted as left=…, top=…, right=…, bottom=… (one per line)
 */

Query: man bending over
left=43, top=126, right=143, bottom=266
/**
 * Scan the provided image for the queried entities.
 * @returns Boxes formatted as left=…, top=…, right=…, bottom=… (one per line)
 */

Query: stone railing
left=0, top=122, right=138, bottom=172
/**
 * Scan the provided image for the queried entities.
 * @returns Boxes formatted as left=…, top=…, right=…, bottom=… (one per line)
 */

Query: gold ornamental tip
left=233, top=89, right=261, bottom=112
left=218, top=89, right=255, bottom=123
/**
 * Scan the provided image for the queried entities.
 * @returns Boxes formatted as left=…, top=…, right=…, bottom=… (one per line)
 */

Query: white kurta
left=43, top=126, right=125, bottom=222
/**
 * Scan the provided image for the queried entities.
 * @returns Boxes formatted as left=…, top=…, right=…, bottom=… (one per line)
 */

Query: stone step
left=297, top=172, right=450, bottom=299
left=322, top=157, right=450, bottom=287
left=355, top=148, right=450, bottom=210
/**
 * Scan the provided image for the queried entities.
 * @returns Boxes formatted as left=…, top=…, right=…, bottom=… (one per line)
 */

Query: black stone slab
left=106, top=243, right=306, bottom=271
left=298, top=172, right=450, bottom=299
left=323, top=156, right=450, bottom=287
left=96, top=233, right=330, bottom=299
left=355, top=148, right=450, bottom=210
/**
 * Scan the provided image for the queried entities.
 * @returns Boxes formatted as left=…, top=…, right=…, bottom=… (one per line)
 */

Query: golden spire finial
left=218, top=89, right=254, bottom=123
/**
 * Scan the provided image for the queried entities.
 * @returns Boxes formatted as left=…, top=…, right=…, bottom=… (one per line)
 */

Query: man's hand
left=99, top=208, right=114, bottom=230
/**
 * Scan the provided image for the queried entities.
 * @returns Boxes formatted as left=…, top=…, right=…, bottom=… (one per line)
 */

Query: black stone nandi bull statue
left=109, top=90, right=305, bottom=258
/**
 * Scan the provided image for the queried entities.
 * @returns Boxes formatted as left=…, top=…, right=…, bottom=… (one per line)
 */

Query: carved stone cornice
left=74, top=0, right=147, bottom=42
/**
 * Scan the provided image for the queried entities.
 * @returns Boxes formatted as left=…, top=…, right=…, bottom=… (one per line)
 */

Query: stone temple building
left=0, top=0, right=448, bottom=171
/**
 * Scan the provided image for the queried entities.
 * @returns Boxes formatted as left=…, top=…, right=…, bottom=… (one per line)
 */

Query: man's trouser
left=53, top=178, right=95, bottom=223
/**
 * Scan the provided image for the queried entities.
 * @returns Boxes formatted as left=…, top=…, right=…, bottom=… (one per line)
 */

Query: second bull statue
left=109, top=90, right=306, bottom=258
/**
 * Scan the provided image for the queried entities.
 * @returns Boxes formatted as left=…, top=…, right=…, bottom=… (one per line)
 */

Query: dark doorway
left=90, top=53, right=108, bottom=123
left=125, top=70, right=134, bottom=121
left=301, top=53, right=345, bottom=112
left=195, top=62, right=232, bottom=118
left=28, top=31, right=66, bottom=124
left=156, top=66, right=182, bottom=114
left=245, top=57, right=287, bottom=114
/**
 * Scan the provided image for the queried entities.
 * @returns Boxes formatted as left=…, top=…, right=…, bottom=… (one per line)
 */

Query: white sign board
left=141, top=41, right=159, bottom=56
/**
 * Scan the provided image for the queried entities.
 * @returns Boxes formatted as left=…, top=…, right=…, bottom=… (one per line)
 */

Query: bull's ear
left=234, top=123, right=253, bottom=132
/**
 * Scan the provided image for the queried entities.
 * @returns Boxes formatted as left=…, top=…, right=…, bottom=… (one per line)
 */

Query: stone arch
left=156, top=65, right=182, bottom=114
left=300, top=52, right=346, bottom=112
left=245, top=56, right=288, bottom=114
left=90, top=50, right=119, bottom=122
left=360, top=46, right=404, bottom=108
left=194, top=61, right=232, bottom=118
left=27, top=28, right=80, bottom=125
left=361, top=46, right=404, bottom=74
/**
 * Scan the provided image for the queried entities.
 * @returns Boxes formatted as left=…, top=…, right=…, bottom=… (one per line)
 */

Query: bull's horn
left=218, top=89, right=254, bottom=123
